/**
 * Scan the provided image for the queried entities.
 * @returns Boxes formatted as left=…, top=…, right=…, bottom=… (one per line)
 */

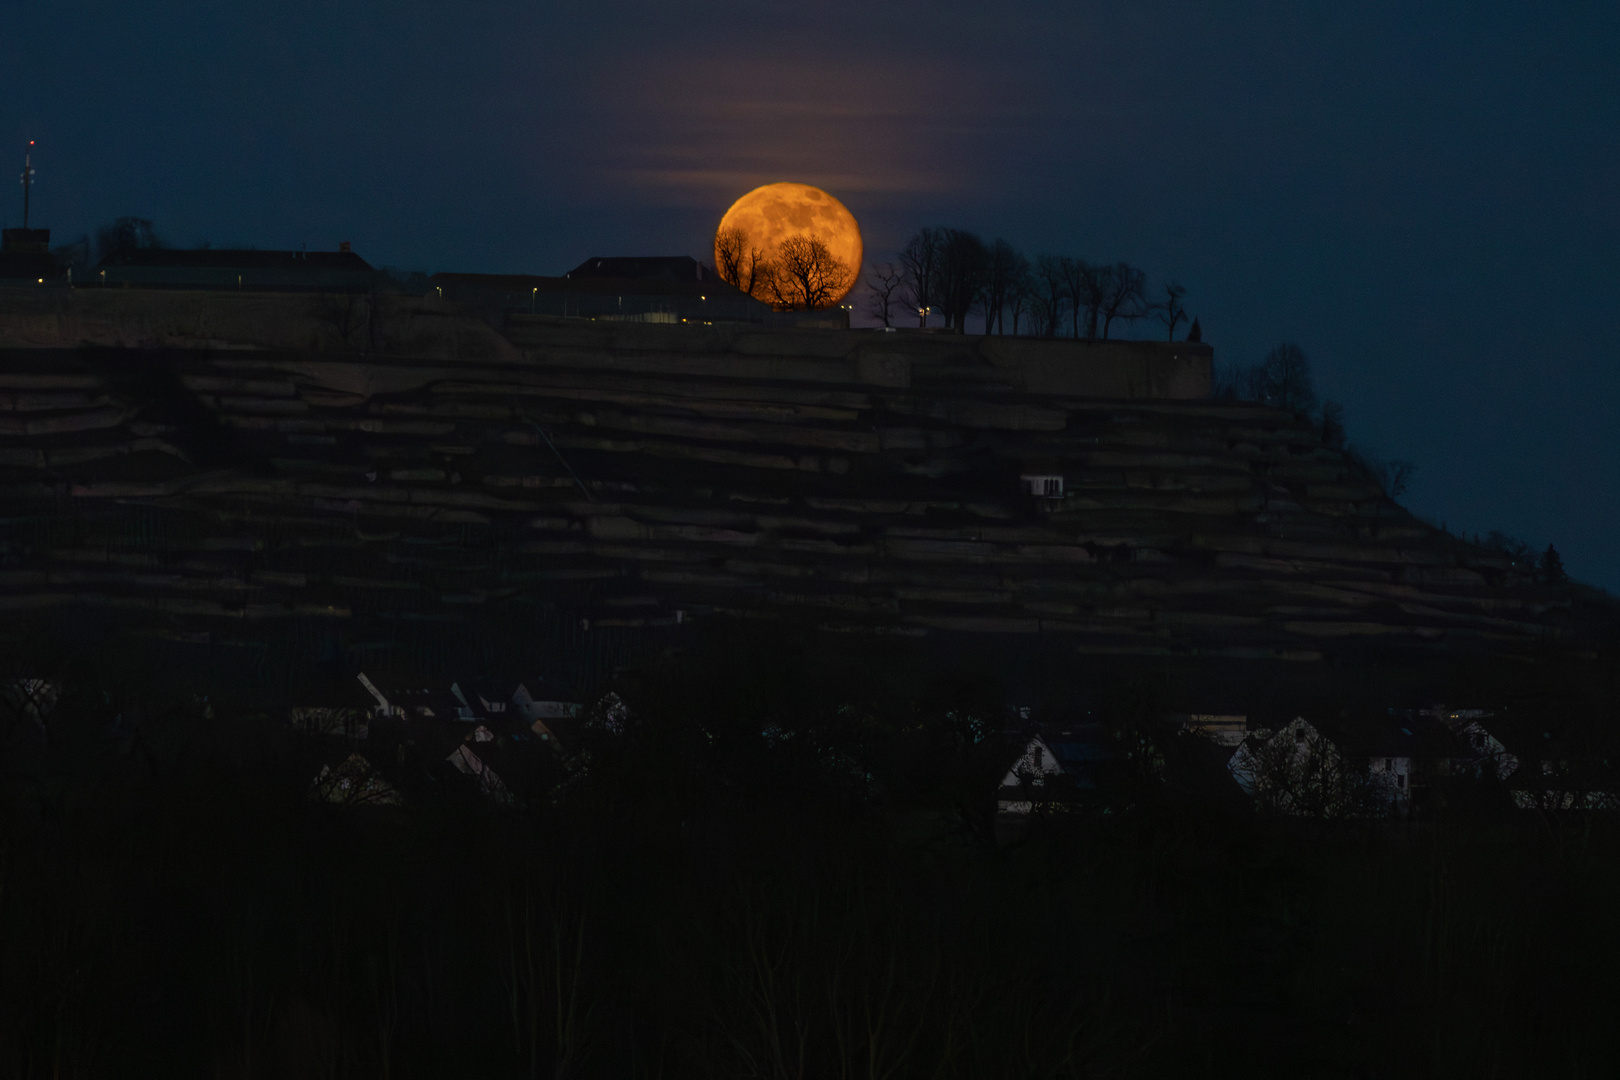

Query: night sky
left=6, top=2, right=1617, bottom=589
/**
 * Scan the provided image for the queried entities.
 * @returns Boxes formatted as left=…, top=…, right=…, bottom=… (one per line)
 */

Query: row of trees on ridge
left=864, top=227, right=1198, bottom=341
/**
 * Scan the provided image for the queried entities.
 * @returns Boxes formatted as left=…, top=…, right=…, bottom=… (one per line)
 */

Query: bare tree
left=1099, top=262, right=1148, bottom=340
left=1260, top=342, right=1317, bottom=413
left=863, top=262, right=906, bottom=327
left=1005, top=255, right=1034, bottom=335
left=1032, top=255, right=1069, bottom=338
left=714, top=225, right=746, bottom=283
left=933, top=228, right=988, bottom=333
left=1074, top=262, right=1112, bottom=342
left=769, top=234, right=854, bottom=310
left=1056, top=257, right=1090, bottom=339
left=977, top=239, right=1022, bottom=335
left=898, top=228, right=943, bottom=328
left=320, top=293, right=372, bottom=351
left=1229, top=720, right=1376, bottom=819
left=94, top=216, right=163, bottom=261
left=1319, top=400, right=1347, bottom=449
left=1216, top=344, right=1317, bottom=412
left=1153, top=281, right=1188, bottom=341
left=1360, top=456, right=1416, bottom=500
left=714, top=225, right=773, bottom=300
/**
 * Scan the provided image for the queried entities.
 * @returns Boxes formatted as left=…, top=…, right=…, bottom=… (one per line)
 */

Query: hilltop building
left=431, top=255, right=846, bottom=328
left=0, top=228, right=57, bottom=282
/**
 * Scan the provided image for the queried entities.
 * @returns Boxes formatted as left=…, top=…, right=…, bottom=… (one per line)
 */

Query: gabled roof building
left=998, top=723, right=1110, bottom=815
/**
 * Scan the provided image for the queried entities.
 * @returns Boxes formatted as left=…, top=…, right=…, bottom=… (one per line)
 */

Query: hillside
left=0, top=287, right=1593, bottom=698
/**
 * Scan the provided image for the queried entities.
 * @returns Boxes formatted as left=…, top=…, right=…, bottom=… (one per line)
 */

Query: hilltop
left=0, top=286, right=1606, bottom=704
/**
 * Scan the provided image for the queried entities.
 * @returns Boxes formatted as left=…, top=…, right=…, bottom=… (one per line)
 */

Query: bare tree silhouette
left=94, top=216, right=163, bottom=261
left=714, top=226, right=773, bottom=300
left=1099, top=262, right=1148, bottom=340
left=1056, top=257, right=1091, bottom=340
left=1261, top=342, right=1317, bottom=413
left=1075, top=262, right=1112, bottom=342
left=978, top=239, right=1023, bottom=335
left=1032, top=255, right=1068, bottom=337
left=899, top=228, right=943, bottom=328
left=1154, top=281, right=1189, bottom=341
left=934, top=229, right=988, bottom=332
left=1004, top=255, right=1035, bottom=335
left=769, top=234, right=854, bottom=310
left=863, top=262, right=907, bottom=327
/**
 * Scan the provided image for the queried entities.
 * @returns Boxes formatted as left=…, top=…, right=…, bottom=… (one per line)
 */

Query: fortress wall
left=0, top=287, right=520, bottom=361
left=503, top=315, right=1213, bottom=399
left=0, top=288, right=1211, bottom=400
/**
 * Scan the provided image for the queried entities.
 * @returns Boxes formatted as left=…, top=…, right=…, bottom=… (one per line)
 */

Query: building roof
left=1043, top=724, right=1110, bottom=768
left=565, top=255, right=726, bottom=284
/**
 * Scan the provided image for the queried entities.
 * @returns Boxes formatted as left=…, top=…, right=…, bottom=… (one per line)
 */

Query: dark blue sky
left=6, top=1, right=1617, bottom=588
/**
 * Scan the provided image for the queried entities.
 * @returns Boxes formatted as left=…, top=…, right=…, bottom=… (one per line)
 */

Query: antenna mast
left=20, top=142, right=35, bottom=229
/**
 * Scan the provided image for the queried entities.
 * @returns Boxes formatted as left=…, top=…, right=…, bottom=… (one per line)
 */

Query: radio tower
left=20, top=141, right=35, bottom=229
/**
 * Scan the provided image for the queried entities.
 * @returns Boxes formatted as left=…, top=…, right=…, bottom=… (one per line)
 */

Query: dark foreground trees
left=2, top=623, right=1619, bottom=1076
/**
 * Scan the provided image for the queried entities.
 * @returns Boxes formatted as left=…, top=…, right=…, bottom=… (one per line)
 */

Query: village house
left=1426, top=708, right=1519, bottom=779
left=1177, top=714, right=1248, bottom=748
left=1227, top=717, right=1367, bottom=817
left=997, top=723, right=1109, bottom=816
left=1228, top=709, right=1523, bottom=818
left=291, top=672, right=585, bottom=811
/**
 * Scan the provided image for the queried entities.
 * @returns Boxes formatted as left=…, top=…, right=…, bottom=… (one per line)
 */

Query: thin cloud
left=569, top=49, right=1011, bottom=202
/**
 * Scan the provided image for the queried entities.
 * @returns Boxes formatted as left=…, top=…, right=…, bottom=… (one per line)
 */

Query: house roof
left=1044, top=725, right=1110, bottom=767
left=1006, top=724, right=1109, bottom=772
left=1270, top=711, right=1477, bottom=760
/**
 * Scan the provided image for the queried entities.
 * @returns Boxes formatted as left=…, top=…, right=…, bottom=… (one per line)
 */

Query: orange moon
left=715, top=182, right=863, bottom=303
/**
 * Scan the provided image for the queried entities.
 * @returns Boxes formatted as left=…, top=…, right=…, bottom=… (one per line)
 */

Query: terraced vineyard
left=0, top=290, right=1577, bottom=691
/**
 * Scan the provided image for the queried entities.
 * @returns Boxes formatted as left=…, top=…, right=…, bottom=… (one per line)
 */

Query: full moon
left=715, top=182, right=863, bottom=304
